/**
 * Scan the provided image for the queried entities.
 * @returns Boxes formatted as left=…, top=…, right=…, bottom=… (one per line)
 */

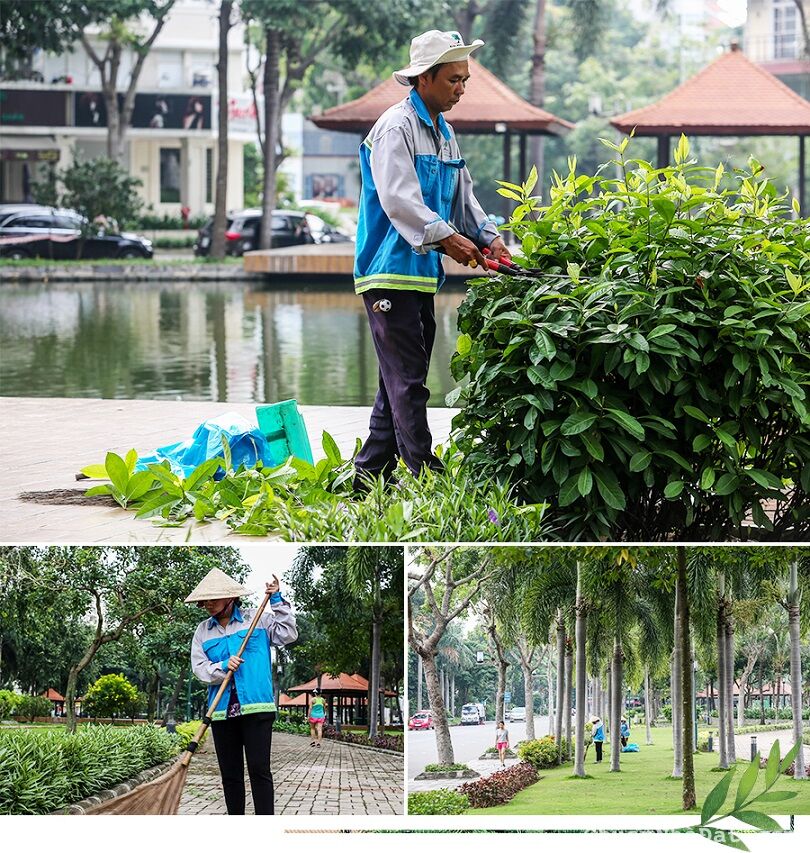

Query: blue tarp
left=135, top=412, right=274, bottom=479
left=621, top=743, right=640, bottom=753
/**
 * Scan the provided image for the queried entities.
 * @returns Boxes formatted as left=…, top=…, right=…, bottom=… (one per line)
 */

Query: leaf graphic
left=701, top=766, right=736, bottom=825
left=733, top=810, right=783, bottom=832
left=756, top=791, right=797, bottom=802
left=701, top=829, right=749, bottom=851
left=779, top=740, right=800, bottom=775
left=734, top=754, right=759, bottom=808
left=765, top=740, right=780, bottom=788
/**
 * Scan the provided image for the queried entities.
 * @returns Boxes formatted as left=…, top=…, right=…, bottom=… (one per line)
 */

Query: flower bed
left=459, top=762, right=539, bottom=808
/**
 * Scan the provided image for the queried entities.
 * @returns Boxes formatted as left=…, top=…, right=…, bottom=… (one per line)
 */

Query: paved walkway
left=179, top=732, right=404, bottom=815
left=0, top=397, right=454, bottom=543
left=408, top=757, right=520, bottom=792
left=732, top=729, right=809, bottom=766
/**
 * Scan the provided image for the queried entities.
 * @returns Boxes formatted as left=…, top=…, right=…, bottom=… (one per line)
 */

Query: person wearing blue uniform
left=620, top=715, right=630, bottom=748
left=590, top=715, right=605, bottom=763
left=353, top=29, right=512, bottom=487
left=188, top=568, right=298, bottom=815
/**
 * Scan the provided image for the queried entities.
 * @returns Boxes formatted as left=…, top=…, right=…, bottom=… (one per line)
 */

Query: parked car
left=408, top=710, right=433, bottom=730
left=193, top=208, right=314, bottom=256
left=306, top=213, right=352, bottom=244
left=505, top=706, right=526, bottom=722
left=461, top=703, right=484, bottom=725
left=0, top=204, right=153, bottom=260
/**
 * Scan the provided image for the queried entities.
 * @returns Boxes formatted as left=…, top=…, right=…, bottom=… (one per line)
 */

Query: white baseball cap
left=393, top=30, right=484, bottom=85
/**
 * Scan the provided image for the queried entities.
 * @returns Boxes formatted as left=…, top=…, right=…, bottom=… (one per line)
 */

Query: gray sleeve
left=253, top=600, right=299, bottom=647
left=190, top=625, right=228, bottom=685
left=370, top=126, right=455, bottom=253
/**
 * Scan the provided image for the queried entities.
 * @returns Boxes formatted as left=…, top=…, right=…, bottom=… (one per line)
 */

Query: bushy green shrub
left=0, top=690, right=16, bottom=719
left=407, top=789, right=469, bottom=815
left=83, top=674, right=139, bottom=719
left=0, top=725, right=178, bottom=814
left=14, top=695, right=52, bottom=721
left=661, top=704, right=673, bottom=721
left=423, top=762, right=470, bottom=772
left=459, top=762, right=539, bottom=808
left=516, top=735, right=570, bottom=769
left=173, top=721, right=209, bottom=751
left=450, top=139, right=810, bottom=541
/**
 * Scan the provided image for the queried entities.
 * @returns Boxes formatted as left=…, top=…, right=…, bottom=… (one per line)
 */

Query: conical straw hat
left=185, top=568, right=248, bottom=603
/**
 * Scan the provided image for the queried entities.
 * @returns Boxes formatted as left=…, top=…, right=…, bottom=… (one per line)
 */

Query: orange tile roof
left=278, top=692, right=307, bottom=707
left=611, top=45, right=810, bottom=136
left=42, top=688, right=64, bottom=701
left=311, top=58, right=573, bottom=136
left=286, top=672, right=369, bottom=693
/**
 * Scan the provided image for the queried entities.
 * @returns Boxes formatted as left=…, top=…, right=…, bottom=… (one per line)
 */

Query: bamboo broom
left=85, top=590, right=273, bottom=815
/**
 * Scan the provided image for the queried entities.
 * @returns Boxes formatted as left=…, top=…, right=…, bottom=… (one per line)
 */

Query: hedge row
left=0, top=725, right=179, bottom=815
left=0, top=691, right=52, bottom=721
left=458, top=762, right=539, bottom=808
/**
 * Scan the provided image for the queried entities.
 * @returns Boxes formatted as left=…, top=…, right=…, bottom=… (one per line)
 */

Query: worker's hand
left=266, top=575, right=280, bottom=597
left=439, top=233, right=488, bottom=270
left=226, top=655, right=244, bottom=672
left=487, top=237, right=512, bottom=264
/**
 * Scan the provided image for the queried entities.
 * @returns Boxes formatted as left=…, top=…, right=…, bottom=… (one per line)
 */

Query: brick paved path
left=178, top=732, right=404, bottom=815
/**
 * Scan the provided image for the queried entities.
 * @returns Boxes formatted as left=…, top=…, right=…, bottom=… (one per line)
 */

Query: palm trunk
left=528, top=0, right=546, bottom=184
left=574, top=565, right=587, bottom=777
left=369, top=611, right=382, bottom=737
left=259, top=27, right=281, bottom=249
left=672, top=581, right=683, bottom=778
left=678, top=548, right=696, bottom=809
left=788, top=560, right=806, bottom=779
left=547, top=650, right=555, bottom=734
left=737, top=650, right=759, bottom=730
left=555, top=610, right=565, bottom=763
left=210, top=0, right=232, bottom=259
left=417, top=655, right=423, bottom=711
left=518, top=641, right=537, bottom=741
left=610, top=633, right=622, bottom=772
left=644, top=665, right=653, bottom=745
left=564, top=640, right=573, bottom=761
left=421, top=651, right=454, bottom=765
left=716, top=576, right=729, bottom=769
left=725, top=611, right=736, bottom=762
left=758, top=658, right=765, bottom=726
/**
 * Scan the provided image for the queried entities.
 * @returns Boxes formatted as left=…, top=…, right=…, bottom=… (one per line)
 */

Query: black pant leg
left=241, top=713, right=275, bottom=815
left=211, top=719, right=246, bottom=815
left=595, top=741, right=603, bottom=762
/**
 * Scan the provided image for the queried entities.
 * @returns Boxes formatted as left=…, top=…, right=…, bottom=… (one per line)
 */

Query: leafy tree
left=83, top=672, right=139, bottom=719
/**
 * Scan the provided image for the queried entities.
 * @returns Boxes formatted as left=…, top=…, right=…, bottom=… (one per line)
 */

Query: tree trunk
left=369, top=612, right=382, bottom=737
left=672, top=581, right=683, bottom=778
left=528, top=0, right=546, bottom=184
left=164, top=668, right=186, bottom=725
left=716, top=575, right=729, bottom=769
left=486, top=606, right=508, bottom=724
left=210, top=1, right=232, bottom=259
left=564, top=639, right=573, bottom=761
left=644, top=665, right=653, bottom=745
left=518, top=639, right=537, bottom=741
left=758, top=658, right=766, bottom=726
left=421, top=651, right=454, bottom=765
left=547, top=651, right=555, bottom=734
left=417, top=655, right=423, bottom=710
left=451, top=672, right=456, bottom=718
left=259, top=27, right=282, bottom=249
left=555, top=610, right=565, bottom=763
left=725, top=609, right=736, bottom=762
left=146, top=670, right=160, bottom=723
left=574, top=565, right=587, bottom=777
left=609, top=633, right=622, bottom=772
left=737, top=649, right=759, bottom=730
left=678, top=548, right=696, bottom=809
left=788, top=560, right=806, bottom=779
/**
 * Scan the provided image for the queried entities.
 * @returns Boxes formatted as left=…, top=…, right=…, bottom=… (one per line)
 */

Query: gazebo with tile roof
left=610, top=43, right=810, bottom=214
left=285, top=672, right=399, bottom=727
left=310, top=58, right=573, bottom=213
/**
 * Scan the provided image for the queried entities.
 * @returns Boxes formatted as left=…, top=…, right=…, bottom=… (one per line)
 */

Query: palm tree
left=677, top=547, right=696, bottom=809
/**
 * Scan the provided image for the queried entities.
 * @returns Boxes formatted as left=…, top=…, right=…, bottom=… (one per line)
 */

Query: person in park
left=495, top=720, right=510, bottom=766
left=591, top=715, right=605, bottom=763
left=353, top=29, right=512, bottom=489
left=308, top=691, right=326, bottom=747
left=620, top=716, right=630, bottom=748
left=188, top=568, right=298, bottom=815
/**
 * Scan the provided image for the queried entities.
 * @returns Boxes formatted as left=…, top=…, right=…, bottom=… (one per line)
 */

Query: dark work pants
left=594, top=741, right=603, bottom=762
left=355, top=288, right=443, bottom=480
left=211, top=712, right=275, bottom=815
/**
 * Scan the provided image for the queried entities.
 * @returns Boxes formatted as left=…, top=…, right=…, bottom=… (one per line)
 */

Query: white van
left=461, top=703, right=481, bottom=725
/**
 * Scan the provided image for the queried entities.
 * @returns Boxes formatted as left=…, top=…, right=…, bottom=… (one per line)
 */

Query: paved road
left=408, top=714, right=551, bottom=778
left=178, top=731, right=403, bottom=815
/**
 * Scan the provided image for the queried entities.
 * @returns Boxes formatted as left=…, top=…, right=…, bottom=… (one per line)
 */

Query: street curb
left=0, top=263, right=263, bottom=283
left=54, top=758, right=179, bottom=815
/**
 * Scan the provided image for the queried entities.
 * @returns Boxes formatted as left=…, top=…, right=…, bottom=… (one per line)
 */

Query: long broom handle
left=180, top=590, right=273, bottom=767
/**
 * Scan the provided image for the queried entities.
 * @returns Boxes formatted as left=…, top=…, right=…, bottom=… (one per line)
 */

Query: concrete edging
left=0, top=263, right=262, bottom=283
left=280, top=729, right=404, bottom=757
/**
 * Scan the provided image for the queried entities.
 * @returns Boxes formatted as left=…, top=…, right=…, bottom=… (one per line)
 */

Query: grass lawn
left=469, top=727, right=810, bottom=816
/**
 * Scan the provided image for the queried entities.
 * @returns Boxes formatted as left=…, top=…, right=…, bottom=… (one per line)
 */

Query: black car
left=194, top=208, right=314, bottom=256
left=0, top=205, right=153, bottom=260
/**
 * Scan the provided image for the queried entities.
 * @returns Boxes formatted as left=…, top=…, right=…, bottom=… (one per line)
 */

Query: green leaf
left=629, top=451, right=651, bottom=472
left=744, top=469, right=782, bottom=490
left=756, top=791, right=797, bottom=802
left=733, top=351, right=750, bottom=374
left=605, top=408, right=645, bottom=440
left=779, top=741, right=800, bottom=774
left=80, top=463, right=109, bottom=479
left=84, top=484, right=112, bottom=497
left=683, top=405, right=710, bottom=423
left=715, top=473, right=740, bottom=496
left=578, top=467, right=593, bottom=497
left=561, top=412, right=598, bottom=435
left=593, top=467, right=626, bottom=510
left=700, top=765, right=736, bottom=825
left=184, top=458, right=224, bottom=492
left=658, top=449, right=693, bottom=474
left=322, top=431, right=342, bottom=467
left=700, top=468, right=716, bottom=490
left=734, top=756, right=760, bottom=808
left=124, top=448, right=138, bottom=475
left=124, top=470, right=156, bottom=502
left=105, top=452, right=130, bottom=495
left=647, top=324, right=678, bottom=339
left=559, top=474, right=580, bottom=507
left=534, top=330, right=557, bottom=361
left=696, top=829, right=748, bottom=851
left=579, top=430, right=604, bottom=462
left=733, top=811, right=783, bottom=832
left=664, top=480, right=684, bottom=498
left=456, top=333, right=472, bottom=356
left=652, top=197, right=676, bottom=223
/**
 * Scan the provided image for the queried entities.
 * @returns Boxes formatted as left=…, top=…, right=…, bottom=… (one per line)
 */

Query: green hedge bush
left=0, top=725, right=179, bottom=814
left=516, top=735, right=571, bottom=769
left=450, top=138, right=810, bottom=541
left=407, top=788, right=469, bottom=815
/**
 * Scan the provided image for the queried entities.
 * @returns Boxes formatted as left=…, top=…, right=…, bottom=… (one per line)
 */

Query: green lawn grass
left=469, top=727, right=810, bottom=816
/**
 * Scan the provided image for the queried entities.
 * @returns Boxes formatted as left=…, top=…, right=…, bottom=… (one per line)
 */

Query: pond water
left=0, top=280, right=466, bottom=406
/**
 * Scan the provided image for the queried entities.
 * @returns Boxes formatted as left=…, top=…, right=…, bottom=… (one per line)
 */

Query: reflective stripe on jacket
left=190, top=601, right=298, bottom=721
left=354, top=88, right=499, bottom=295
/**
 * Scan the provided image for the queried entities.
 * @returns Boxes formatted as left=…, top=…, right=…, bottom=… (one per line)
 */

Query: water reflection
left=0, top=281, right=466, bottom=406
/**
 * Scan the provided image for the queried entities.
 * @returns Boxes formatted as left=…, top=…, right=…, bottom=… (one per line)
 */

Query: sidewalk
left=408, top=757, right=521, bottom=792
left=179, top=732, right=404, bottom=815
left=732, top=729, right=809, bottom=766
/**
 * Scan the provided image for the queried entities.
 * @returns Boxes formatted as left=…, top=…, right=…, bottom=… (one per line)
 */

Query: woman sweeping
left=188, top=568, right=298, bottom=815
left=308, top=691, right=326, bottom=747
